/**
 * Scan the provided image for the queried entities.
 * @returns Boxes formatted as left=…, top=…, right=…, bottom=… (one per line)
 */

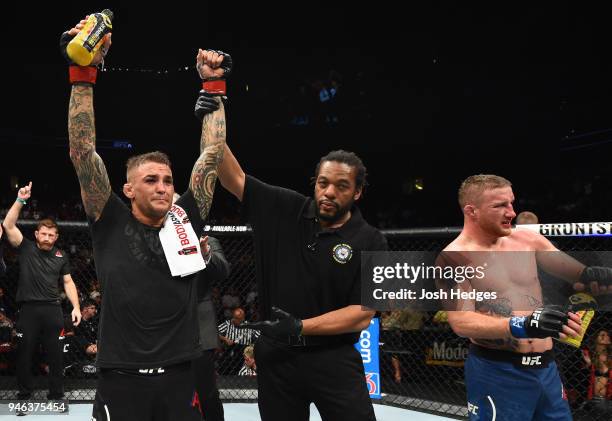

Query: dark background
left=1, top=1, right=611, bottom=227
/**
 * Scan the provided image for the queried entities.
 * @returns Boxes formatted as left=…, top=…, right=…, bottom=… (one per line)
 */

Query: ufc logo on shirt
left=521, top=356, right=542, bottom=366
left=530, top=310, right=542, bottom=328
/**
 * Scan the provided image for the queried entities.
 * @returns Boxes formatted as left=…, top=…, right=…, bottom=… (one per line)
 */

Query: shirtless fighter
left=440, top=174, right=611, bottom=421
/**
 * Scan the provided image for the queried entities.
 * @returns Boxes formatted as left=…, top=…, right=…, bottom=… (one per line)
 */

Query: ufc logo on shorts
left=530, top=310, right=542, bottom=328
left=521, top=356, right=542, bottom=366
left=467, top=402, right=479, bottom=415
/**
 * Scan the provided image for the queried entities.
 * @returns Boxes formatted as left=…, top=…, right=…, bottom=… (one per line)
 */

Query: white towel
left=159, top=203, right=206, bottom=277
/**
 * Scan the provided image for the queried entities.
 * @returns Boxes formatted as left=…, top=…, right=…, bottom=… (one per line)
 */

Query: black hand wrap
left=207, top=50, right=233, bottom=78
left=59, top=32, right=74, bottom=63
left=194, top=91, right=220, bottom=122
left=236, top=306, right=303, bottom=337
left=510, top=306, right=568, bottom=339
left=579, top=266, right=612, bottom=287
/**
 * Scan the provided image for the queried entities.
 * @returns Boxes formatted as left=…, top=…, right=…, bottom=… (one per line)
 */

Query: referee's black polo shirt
left=243, top=175, right=388, bottom=343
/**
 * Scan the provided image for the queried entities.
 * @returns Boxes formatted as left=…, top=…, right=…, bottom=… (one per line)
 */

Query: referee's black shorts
left=92, top=361, right=202, bottom=421
left=255, top=335, right=376, bottom=421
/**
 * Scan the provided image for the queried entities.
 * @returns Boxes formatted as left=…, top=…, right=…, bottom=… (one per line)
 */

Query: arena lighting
left=414, top=178, right=424, bottom=191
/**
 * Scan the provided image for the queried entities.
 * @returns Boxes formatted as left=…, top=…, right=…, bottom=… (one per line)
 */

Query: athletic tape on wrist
left=202, top=80, right=226, bottom=95
left=69, top=66, right=98, bottom=85
left=509, top=316, right=528, bottom=338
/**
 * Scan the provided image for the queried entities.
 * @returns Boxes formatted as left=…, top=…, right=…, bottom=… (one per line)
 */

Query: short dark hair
left=81, top=300, right=96, bottom=309
left=314, top=150, right=367, bottom=190
left=126, top=151, right=172, bottom=181
left=36, top=218, right=58, bottom=233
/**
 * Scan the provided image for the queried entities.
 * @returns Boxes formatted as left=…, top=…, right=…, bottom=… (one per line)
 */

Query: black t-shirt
left=16, top=237, right=70, bottom=303
left=243, top=175, right=388, bottom=343
left=91, top=192, right=204, bottom=369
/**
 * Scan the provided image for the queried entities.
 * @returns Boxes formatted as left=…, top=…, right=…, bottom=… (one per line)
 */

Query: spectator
left=583, top=329, right=612, bottom=400
left=74, top=300, right=98, bottom=360
left=0, top=309, right=15, bottom=345
left=218, top=307, right=259, bottom=374
left=0, top=287, right=14, bottom=319
left=221, top=288, right=240, bottom=319
left=515, top=211, right=539, bottom=225
left=89, top=290, right=101, bottom=307
left=381, top=310, right=426, bottom=384
left=0, top=309, right=15, bottom=373
left=238, top=345, right=256, bottom=376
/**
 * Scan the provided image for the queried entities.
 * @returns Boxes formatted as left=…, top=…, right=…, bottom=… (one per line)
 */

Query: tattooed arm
left=447, top=311, right=513, bottom=340
left=190, top=98, right=226, bottom=221
left=68, top=85, right=111, bottom=222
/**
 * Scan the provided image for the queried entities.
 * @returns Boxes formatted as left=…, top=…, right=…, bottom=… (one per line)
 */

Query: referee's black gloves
left=237, top=306, right=303, bottom=336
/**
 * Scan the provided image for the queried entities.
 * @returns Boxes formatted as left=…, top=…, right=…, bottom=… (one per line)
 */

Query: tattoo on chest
left=475, top=297, right=513, bottom=317
left=522, top=294, right=542, bottom=308
left=473, top=337, right=520, bottom=351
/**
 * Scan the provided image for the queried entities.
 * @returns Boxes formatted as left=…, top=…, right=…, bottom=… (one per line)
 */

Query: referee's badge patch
left=332, top=243, right=353, bottom=264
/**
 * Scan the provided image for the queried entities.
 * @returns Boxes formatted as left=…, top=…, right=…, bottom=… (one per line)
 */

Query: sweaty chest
left=469, top=252, right=543, bottom=312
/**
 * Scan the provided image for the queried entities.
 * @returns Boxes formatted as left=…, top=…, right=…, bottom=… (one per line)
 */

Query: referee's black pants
left=16, top=302, right=64, bottom=399
left=255, top=335, right=376, bottom=421
left=192, top=349, right=225, bottom=421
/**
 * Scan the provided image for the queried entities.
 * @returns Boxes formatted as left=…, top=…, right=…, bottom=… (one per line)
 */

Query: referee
left=2, top=182, right=81, bottom=401
left=231, top=149, right=385, bottom=420
left=196, top=84, right=385, bottom=420
left=218, top=308, right=260, bottom=348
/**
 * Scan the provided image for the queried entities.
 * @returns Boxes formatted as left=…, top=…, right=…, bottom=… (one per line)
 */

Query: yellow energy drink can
left=560, top=292, right=596, bottom=348
left=66, top=9, right=114, bottom=66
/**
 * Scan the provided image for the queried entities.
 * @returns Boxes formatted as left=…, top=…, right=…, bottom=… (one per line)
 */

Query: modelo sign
left=425, top=340, right=468, bottom=367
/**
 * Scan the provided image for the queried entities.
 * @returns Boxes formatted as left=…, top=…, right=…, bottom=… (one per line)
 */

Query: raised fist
left=17, top=182, right=32, bottom=201
left=196, top=49, right=232, bottom=80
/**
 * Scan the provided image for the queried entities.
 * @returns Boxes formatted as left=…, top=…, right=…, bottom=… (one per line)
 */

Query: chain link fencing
left=0, top=222, right=610, bottom=419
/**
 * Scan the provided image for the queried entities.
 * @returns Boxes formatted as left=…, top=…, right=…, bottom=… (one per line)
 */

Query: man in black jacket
left=192, top=235, right=230, bottom=421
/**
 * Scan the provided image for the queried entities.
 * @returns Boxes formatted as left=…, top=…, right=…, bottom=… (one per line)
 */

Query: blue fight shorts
left=465, top=345, right=571, bottom=421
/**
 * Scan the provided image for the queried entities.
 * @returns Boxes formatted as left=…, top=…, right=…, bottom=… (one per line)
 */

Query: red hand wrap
left=69, top=66, right=98, bottom=85
left=202, top=80, right=226, bottom=95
